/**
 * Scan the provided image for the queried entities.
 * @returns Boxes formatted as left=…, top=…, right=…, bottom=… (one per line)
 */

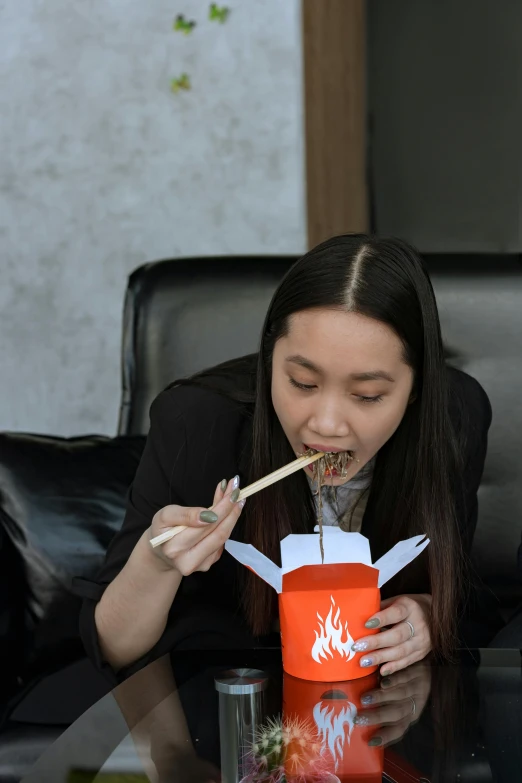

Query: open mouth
left=300, top=445, right=356, bottom=479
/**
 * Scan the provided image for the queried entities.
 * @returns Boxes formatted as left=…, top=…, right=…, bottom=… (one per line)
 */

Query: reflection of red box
left=227, top=529, right=429, bottom=682
left=283, top=672, right=383, bottom=782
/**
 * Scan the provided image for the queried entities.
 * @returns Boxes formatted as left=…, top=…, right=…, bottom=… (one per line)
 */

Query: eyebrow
left=284, top=354, right=395, bottom=383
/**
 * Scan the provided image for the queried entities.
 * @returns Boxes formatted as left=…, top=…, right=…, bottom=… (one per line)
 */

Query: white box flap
left=226, top=532, right=430, bottom=594
left=225, top=540, right=282, bottom=593
left=373, top=535, right=430, bottom=587
left=281, top=531, right=372, bottom=572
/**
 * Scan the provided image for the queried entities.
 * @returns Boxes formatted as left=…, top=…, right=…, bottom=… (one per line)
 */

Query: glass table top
left=19, top=647, right=522, bottom=783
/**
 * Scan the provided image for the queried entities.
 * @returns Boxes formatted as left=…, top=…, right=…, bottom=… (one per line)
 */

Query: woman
left=78, top=234, right=499, bottom=686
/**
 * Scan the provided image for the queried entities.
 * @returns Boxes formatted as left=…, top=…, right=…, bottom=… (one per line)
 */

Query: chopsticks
left=149, top=450, right=325, bottom=548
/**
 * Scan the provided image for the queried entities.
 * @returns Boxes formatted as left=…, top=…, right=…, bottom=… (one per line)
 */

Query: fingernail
left=381, top=676, right=392, bottom=687
left=232, top=475, right=240, bottom=489
left=381, top=670, right=391, bottom=679
left=360, top=694, right=374, bottom=705
left=360, top=657, right=374, bottom=668
left=368, top=736, right=383, bottom=747
left=352, top=641, right=369, bottom=653
left=365, top=618, right=380, bottom=629
left=220, top=478, right=227, bottom=492
left=238, top=498, right=246, bottom=509
left=199, top=510, right=219, bottom=523
left=230, top=488, right=240, bottom=503
left=354, top=715, right=371, bottom=726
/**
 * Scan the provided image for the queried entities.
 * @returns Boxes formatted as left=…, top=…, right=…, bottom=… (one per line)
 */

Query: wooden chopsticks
left=149, top=450, right=325, bottom=548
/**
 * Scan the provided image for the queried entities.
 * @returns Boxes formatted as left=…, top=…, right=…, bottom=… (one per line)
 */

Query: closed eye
left=289, top=378, right=316, bottom=391
left=289, top=378, right=383, bottom=404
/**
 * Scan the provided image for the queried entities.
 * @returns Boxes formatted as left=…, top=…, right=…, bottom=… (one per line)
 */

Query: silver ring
left=408, top=696, right=416, bottom=716
left=404, top=620, right=415, bottom=639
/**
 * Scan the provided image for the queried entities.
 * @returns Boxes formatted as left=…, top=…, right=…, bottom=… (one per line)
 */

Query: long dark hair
left=176, top=234, right=466, bottom=660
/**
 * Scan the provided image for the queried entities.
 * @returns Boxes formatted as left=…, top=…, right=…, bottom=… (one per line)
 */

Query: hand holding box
left=226, top=528, right=429, bottom=681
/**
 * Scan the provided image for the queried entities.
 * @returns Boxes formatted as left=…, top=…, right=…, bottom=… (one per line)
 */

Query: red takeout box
left=226, top=528, right=429, bottom=682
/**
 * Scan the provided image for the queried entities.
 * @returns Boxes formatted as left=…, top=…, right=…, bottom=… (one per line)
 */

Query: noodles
left=298, top=448, right=358, bottom=562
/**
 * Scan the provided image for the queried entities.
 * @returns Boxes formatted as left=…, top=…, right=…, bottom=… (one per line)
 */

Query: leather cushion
left=0, top=433, right=144, bottom=675
left=0, top=520, right=26, bottom=687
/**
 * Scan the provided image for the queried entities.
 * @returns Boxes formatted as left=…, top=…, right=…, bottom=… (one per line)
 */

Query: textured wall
left=0, top=0, right=306, bottom=435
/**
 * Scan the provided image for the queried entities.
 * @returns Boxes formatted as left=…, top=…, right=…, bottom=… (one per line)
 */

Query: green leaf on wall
left=170, top=5, right=231, bottom=93
left=173, top=14, right=196, bottom=34
left=170, top=73, right=191, bottom=93
left=209, top=3, right=230, bottom=23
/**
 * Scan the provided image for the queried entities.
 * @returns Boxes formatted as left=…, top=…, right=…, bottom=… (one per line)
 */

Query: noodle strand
left=298, top=448, right=359, bottom=562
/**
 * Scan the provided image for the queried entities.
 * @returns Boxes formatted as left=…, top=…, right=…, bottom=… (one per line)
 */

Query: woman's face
left=271, top=308, right=415, bottom=484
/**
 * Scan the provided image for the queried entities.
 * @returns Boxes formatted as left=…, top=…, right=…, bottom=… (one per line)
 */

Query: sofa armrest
left=0, top=431, right=145, bottom=680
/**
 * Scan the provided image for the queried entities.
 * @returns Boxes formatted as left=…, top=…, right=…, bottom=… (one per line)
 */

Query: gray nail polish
left=220, top=478, right=227, bottom=492
left=368, top=736, right=383, bottom=747
left=365, top=618, right=380, bottom=629
left=354, top=715, right=371, bottom=726
left=230, top=488, right=240, bottom=503
left=232, top=474, right=240, bottom=489
left=352, top=641, right=369, bottom=652
left=381, top=676, right=392, bottom=687
left=361, top=694, right=374, bottom=705
left=238, top=498, right=246, bottom=509
left=199, top=510, right=219, bottom=523
left=360, top=657, right=374, bottom=668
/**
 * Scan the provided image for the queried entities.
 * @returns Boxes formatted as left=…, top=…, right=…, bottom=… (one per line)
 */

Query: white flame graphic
left=313, top=699, right=357, bottom=769
left=311, top=596, right=355, bottom=663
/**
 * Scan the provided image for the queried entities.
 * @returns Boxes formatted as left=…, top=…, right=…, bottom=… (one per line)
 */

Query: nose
left=308, top=398, right=351, bottom=440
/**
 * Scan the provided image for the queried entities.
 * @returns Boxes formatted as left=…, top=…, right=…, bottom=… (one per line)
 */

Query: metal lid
left=214, top=668, right=268, bottom=695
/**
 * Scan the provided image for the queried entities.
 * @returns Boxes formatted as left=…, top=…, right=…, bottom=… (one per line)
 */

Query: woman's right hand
left=148, top=476, right=245, bottom=576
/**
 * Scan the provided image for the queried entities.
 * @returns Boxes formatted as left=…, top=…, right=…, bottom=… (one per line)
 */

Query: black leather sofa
left=0, top=253, right=521, bottom=781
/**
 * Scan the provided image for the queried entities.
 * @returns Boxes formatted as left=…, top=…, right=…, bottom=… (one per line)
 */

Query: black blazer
left=76, top=366, right=494, bottom=684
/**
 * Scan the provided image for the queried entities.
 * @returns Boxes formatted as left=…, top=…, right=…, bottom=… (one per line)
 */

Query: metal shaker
left=214, top=668, right=269, bottom=783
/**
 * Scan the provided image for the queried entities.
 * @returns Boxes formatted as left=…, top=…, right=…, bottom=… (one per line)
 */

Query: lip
left=305, top=443, right=351, bottom=454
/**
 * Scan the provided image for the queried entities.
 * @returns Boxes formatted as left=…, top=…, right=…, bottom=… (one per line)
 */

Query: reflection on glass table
left=20, top=647, right=522, bottom=783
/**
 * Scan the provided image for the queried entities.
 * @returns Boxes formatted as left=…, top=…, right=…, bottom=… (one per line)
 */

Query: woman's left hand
left=352, top=594, right=433, bottom=676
